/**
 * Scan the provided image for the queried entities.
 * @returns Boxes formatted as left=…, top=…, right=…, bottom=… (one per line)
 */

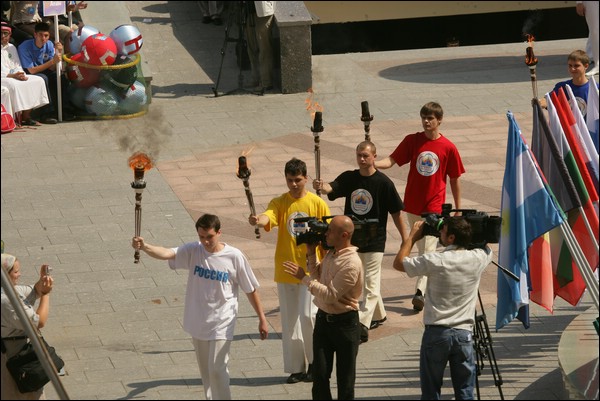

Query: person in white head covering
left=1, top=253, right=53, bottom=400
left=1, top=21, right=49, bottom=127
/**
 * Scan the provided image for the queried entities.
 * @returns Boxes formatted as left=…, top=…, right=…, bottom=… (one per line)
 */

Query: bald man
left=284, top=215, right=364, bottom=400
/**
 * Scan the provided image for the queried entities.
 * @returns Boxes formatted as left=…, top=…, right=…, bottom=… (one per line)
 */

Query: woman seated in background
left=1, top=21, right=48, bottom=126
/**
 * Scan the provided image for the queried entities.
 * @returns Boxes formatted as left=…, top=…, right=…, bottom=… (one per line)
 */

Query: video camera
left=421, top=204, right=502, bottom=249
left=294, top=215, right=379, bottom=249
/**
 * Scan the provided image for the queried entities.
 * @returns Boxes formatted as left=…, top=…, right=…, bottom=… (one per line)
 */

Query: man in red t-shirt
left=375, top=101, right=465, bottom=312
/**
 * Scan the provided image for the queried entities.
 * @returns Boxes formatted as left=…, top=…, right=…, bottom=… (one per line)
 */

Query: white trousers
left=358, top=251, right=385, bottom=327
left=407, top=213, right=439, bottom=296
left=192, top=338, right=232, bottom=400
left=277, top=282, right=316, bottom=374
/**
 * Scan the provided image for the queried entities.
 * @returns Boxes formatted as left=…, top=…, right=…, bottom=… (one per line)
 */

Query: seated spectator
left=1, top=21, right=48, bottom=126
left=18, top=21, right=76, bottom=123
left=10, top=1, right=86, bottom=52
left=2, top=2, right=31, bottom=46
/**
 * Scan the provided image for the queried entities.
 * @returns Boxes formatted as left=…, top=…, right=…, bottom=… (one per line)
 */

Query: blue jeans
left=420, top=325, right=475, bottom=400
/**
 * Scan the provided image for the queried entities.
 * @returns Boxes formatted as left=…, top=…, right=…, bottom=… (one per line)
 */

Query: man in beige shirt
left=284, top=215, right=363, bottom=400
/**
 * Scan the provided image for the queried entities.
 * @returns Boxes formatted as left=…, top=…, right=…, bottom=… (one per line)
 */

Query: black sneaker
left=286, top=372, right=305, bottom=384
left=303, top=364, right=313, bottom=382
left=369, top=316, right=387, bottom=330
left=360, top=324, right=369, bottom=344
left=412, top=293, right=424, bottom=312
left=41, top=116, right=58, bottom=124
left=212, top=16, right=223, bottom=25
left=202, top=16, right=211, bottom=24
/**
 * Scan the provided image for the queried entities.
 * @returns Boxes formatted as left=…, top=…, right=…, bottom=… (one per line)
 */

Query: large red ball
left=67, top=53, right=101, bottom=88
left=81, top=33, right=117, bottom=66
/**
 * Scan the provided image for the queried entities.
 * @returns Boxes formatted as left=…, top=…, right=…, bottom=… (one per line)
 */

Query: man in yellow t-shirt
left=249, top=157, right=330, bottom=384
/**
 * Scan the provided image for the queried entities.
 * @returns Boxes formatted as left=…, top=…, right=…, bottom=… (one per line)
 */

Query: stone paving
left=1, top=1, right=596, bottom=399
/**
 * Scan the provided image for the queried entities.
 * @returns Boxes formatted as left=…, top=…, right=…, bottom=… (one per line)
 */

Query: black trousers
left=312, top=309, right=361, bottom=400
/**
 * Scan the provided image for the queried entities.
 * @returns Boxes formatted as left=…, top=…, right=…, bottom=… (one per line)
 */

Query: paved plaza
left=1, top=1, right=596, bottom=399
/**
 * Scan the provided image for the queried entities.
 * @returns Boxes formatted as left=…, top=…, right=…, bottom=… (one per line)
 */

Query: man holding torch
left=249, top=158, right=330, bottom=384
left=132, top=214, right=268, bottom=400
left=375, top=102, right=465, bottom=313
left=313, top=141, right=407, bottom=343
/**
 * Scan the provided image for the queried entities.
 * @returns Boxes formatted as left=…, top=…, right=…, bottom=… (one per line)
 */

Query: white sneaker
left=585, top=65, right=599, bottom=77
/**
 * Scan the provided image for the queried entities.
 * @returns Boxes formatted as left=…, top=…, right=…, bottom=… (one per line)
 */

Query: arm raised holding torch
left=311, top=111, right=324, bottom=196
left=237, top=156, right=261, bottom=239
left=361, top=101, right=374, bottom=141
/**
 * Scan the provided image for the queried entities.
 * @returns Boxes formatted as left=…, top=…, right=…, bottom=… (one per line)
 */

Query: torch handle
left=134, top=193, right=142, bottom=264
left=529, top=69, right=539, bottom=100
left=243, top=180, right=261, bottom=239
left=314, top=135, right=321, bottom=196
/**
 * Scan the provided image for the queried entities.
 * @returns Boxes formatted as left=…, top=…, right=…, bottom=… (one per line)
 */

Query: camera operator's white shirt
left=402, top=245, right=492, bottom=331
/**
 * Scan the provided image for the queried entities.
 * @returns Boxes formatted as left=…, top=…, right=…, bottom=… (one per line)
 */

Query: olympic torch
left=311, top=111, right=324, bottom=196
left=361, top=101, right=374, bottom=141
left=525, top=34, right=539, bottom=100
left=129, top=152, right=153, bottom=263
left=237, top=156, right=261, bottom=239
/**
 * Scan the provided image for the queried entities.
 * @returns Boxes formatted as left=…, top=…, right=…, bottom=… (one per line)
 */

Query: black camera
left=294, top=217, right=330, bottom=247
left=421, top=204, right=502, bottom=249
left=294, top=215, right=379, bottom=249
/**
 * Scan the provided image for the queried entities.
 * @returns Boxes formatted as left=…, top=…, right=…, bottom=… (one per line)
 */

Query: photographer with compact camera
left=314, top=140, right=407, bottom=343
left=284, top=215, right=363, bottom=400
left=393, top=216, right=492, bottom=400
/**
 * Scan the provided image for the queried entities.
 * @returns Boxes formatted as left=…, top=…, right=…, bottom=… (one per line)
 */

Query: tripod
left=212, top=2, right=263, bottom=97
left=473, top=291, right=504, bottom=400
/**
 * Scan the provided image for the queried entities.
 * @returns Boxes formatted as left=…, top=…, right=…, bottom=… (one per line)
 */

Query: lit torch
left=237, top=155, right=261, bottom=239
left=525, top=34, right=539, bottom=100
left=311, top=111, right=324, bottom=196
left=361, top=101, right=374, bottom=141
left=129, top=152, right=153, bottom=263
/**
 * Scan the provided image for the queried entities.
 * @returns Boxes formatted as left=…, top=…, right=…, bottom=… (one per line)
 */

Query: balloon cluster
left=65, top=24, right=147, bottom=116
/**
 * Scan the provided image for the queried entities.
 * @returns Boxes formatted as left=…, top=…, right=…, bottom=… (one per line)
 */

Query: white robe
left=1, top=42, right=49, bottom=117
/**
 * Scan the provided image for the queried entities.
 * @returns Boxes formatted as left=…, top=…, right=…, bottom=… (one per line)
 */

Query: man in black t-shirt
left=314, top=140, right=407, bottom=342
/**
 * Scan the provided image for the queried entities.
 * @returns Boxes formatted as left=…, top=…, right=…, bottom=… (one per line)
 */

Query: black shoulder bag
left=2, top=335, right=65, bottom=393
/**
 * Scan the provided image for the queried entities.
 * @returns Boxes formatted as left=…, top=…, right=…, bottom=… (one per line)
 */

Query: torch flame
left=305, top=88, right=324, bottom=120
left=128, top=152, right=153, bottom=171
left=525, top=34, right=538, bottom=66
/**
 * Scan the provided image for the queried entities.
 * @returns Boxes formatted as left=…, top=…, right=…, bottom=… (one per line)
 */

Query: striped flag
left=496, top=112, right=565, bottom=330
left=530, top=96, right=598, bottom=309
left=554, top=88, right=599, bottom=202
left=587, top=75, right=599, bottom=153
left=564, top=83, right=599, bottom=196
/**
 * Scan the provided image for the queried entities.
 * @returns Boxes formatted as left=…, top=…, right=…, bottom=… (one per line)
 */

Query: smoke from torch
left=129, top=152, right=153, bottom=263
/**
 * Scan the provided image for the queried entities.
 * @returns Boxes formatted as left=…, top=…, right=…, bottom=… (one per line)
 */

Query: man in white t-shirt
left=132, top=214, right=269, bottom=400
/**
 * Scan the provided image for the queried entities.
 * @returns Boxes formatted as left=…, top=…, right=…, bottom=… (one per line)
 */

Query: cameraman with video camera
left=284, top=215, right=363, bottom=400
left=393, top=216, right=492, bottom=400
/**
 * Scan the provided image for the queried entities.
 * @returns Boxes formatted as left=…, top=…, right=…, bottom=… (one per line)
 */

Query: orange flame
left=128, top=152, right=153, bottom=171
left=305, top=88, right=324, bottom=120
left=525, top=34, right=537, bottom=66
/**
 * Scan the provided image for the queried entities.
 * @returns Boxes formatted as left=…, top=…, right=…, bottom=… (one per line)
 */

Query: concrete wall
left=305, top=1, right=575, bottom=24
